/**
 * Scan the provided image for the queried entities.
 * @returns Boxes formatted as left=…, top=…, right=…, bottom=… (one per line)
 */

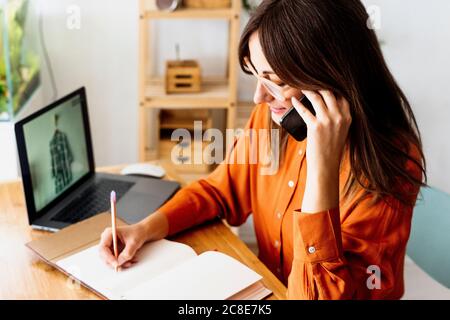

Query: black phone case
left=280, top=96, right=316, bottom=142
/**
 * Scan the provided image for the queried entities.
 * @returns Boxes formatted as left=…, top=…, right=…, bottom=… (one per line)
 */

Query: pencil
left=110, top=191, right=118, bottom=272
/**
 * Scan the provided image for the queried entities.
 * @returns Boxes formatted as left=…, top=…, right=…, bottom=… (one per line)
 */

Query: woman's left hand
left=292, top=90, right=352, bottom=171
left=292, top=90, right=352, bottom=213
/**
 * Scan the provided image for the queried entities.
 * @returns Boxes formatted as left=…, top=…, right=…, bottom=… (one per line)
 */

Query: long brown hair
left=238, top=0, right=426, bottom=206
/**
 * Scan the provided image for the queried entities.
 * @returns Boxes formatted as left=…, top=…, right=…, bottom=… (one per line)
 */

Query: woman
left=100, top=0, right=426, bottom=299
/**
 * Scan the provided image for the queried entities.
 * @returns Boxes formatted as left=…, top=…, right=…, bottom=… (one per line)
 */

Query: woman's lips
left=270, top=106, right=288, bottom=115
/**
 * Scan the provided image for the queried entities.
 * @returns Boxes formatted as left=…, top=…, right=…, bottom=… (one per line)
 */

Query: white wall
left=0, top=122, right=20, bottom=181
left=35, top=0, right=140, bottom=169
left=361, top=0, right=450, bottom=192
left=8, top=0, right=449, bottom=193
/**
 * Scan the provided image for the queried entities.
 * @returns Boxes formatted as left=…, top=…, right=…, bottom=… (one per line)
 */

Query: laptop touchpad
left=116, top=191, right=165, bottom=225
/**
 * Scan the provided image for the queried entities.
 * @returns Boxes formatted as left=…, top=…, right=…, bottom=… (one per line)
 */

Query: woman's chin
left=271, top=111, right=284, bottom=125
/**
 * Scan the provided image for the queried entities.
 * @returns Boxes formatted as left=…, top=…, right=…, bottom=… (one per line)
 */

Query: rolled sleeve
left=158, top=188, right=197, bottom=236
left=293, top=208, right=343, bottom=263
left=157, top=181, right=223, bottom=236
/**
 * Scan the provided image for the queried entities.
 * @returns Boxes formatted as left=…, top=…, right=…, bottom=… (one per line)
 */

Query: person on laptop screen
left=99, top=0, right=426, bottom=300
left=50, top=113, right=74, bottom=194
left=23, top=95, right=89, bottom=212
left=15, top=88, right=180, bottom=231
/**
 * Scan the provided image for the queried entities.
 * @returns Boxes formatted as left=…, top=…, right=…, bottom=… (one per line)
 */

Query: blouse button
left=298, top=149, right=303, bottom=156
left=308, top=246, right=316, bottom=254
left=288, top=180, right=295, bottom=188
left=276, top=212, right=282, bottom=219
left=274, top=240, right=280, bottom=248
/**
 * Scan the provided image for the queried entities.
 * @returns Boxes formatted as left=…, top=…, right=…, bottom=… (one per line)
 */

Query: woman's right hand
left=99, top=211, right=169, bottom=269
left=99, top=223, right=146, bottom=269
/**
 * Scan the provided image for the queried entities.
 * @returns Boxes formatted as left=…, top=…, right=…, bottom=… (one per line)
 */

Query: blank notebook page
left=122, top=251, right=264, bottom=300
left=56, top=239, right=197, bottom=299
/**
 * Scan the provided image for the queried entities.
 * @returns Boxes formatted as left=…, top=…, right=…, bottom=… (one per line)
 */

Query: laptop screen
left=21, top=93, right=91, bottom=212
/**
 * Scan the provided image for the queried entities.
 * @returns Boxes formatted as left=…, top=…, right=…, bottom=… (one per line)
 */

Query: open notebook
left=26, top=213, right=271, bottom=300
left=56, top=239, right=272, bottom=300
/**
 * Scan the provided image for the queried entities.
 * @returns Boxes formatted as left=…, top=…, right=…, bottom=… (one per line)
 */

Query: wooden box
left=183, top=0, right=231, bottom=9
left=165, top=60, right=201, bottom=94
left=160, top=109, right=212, bottom=130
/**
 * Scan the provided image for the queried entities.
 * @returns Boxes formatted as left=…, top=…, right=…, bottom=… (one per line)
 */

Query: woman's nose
left=253, top=82, right=273, bottom=105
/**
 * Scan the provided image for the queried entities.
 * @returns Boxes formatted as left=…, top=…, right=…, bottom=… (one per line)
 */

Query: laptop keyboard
left=52, top=179, right=134, bottom=224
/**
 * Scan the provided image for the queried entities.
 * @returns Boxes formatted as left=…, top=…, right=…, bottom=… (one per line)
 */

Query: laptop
left=14, top=87, right=180, bottom=232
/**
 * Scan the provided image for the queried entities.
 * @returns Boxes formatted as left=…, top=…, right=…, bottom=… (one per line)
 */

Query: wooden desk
left=0, top=161, right=287, bottom=300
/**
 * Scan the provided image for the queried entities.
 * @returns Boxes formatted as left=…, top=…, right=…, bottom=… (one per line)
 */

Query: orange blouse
left=157, top=103, right=422, bottom=300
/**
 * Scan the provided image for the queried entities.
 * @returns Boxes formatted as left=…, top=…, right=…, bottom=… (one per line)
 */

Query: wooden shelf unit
left=138, top=0, right=241, bottom=166
left=143, top=77, right=230, bottom=109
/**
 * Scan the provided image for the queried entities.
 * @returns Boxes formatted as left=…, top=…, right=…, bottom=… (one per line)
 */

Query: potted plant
left=0, top=0, right=40, bottom=122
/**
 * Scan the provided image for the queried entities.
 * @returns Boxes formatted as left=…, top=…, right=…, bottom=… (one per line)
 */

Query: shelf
left=138, top=0, right=241, bottom=164
left=143, top=8, right=237, bottom=20
left=160, top=117, right=213, bottom=130
left=142, top=78, right=232, bottom=109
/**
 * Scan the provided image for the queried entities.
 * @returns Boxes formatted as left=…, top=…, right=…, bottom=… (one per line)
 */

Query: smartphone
left=280, top=95, right=316, bottom=142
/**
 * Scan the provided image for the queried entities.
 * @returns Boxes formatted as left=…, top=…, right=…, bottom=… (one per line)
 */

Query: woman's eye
left=266, top=75, right=286, bottom=87
left=271, top=79, right=286, bottom=87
